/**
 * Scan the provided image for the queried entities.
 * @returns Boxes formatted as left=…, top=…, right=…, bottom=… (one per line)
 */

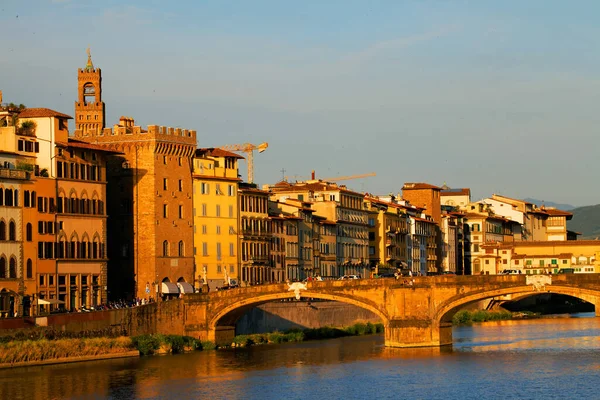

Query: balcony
left=0, top=167, right=30, bottom=180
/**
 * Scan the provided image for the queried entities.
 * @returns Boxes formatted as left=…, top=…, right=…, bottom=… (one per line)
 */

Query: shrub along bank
left=452, top=310, right=518, bottom=325
left=230, top=322, right=385, bottom=348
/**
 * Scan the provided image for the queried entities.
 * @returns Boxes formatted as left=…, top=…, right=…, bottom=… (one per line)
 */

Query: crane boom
left=320, top=172, right=376, bottom=182
left=217, top=142, right=268, bottom=183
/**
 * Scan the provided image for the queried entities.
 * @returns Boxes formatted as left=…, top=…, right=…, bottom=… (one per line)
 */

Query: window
left=178, top=241, right=184, bottom=257
left=163, top=156, right=167, bottom=164
left=26, top=259, right=32, bottom=279
left=202, top=204, right=207, bottom=216
left=163, top=178, right=168, bottom=190
left=216, top=243, right=222, bottom=260
left=551, top=259, right=558, bottom=265
left=8, top=221, right=16, bottom=241
left=202, top=242, right=208, bottom=256
left=216, top=184, right=222, bottom=195
left=562, top=260, right=568, bottom=264
left=216, top=205, right=221, bottom=217
left=163, top=204, right=168, bottom=218
left=178, top=205, right=184, bottom=219
left=229, top=205, right=234, bottom=218
left=228, top=185, right=234, bottom=196
left=163, top=240, right=169, bottom=256
left=539, top=260, right=545, bottom=266
left=473, top=244, right=479, bottom=253
left=298, top=194, right=304, bottom=201
left=201, top=183, right=209, bottom=194
left=26, top=223, right=32, bottom=241
left=229, top=243, right=234, bottom=256
left=216, top=225, right=221, bottom=235
left=202, top=225, right=207, bottom=234
left=178, top=180, right=183, bottom=191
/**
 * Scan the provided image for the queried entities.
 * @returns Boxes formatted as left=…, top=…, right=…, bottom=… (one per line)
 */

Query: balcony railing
left=0, top=167, right=30, bottom=180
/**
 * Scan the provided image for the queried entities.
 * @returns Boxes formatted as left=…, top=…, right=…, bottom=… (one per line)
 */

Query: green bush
left=132, top=335, right=161, bottom=356
left=200, top=341, right=216, bottom=350
left=165, top=335, right=185, bottom=354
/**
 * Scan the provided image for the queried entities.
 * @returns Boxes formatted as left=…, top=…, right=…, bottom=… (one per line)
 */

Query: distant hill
left=568, top=204, right=600, bottom=239
left=523, top=198, right=576, bottom=211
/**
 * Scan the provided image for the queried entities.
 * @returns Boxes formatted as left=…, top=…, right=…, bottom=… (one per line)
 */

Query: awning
left=161, top=282, right=180, bottom=294
left=177, top=282, right=195, bottom=294
left=35, top=298, right=65, bottom=305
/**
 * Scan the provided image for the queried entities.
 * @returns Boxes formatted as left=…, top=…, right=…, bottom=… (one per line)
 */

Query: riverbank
left=452, top=310, right=540, bottom=325
left=0, top=323, right=385, bottom=368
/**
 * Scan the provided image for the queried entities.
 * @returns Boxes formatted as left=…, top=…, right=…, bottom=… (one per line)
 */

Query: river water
left=2, top=314, right=600, bottom=400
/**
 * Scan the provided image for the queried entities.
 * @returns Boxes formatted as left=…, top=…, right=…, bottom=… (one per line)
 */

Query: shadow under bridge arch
left=209, top=290, right=391, bottom=331
left=434, top=285, right=600, bottom=326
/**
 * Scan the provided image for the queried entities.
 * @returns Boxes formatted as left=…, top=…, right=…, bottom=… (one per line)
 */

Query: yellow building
left=512, top=240, right=599, bottom=274
left=480, top=240, right=600, bottom=274
left=192, top=148, right=243, bottom=290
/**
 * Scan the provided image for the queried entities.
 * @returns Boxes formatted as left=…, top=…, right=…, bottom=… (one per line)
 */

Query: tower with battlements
left=74, top=48, right=105, bottom=135
left=73, top=53, right=197, bottom=300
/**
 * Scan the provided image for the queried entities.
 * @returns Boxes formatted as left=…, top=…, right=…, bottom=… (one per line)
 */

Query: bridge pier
left=385, top=320, right=452, bottom=348
left=212, top=325, right=236, bottom=346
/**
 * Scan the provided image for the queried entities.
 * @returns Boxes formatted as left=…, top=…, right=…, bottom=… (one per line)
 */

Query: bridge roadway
left=179, top=274, right=600, bottom=347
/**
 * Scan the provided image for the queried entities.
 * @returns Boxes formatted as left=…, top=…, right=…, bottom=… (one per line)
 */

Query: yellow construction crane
left=218, top=142, right=268, bottom=183
left=320, top=172, right=376, bottom=182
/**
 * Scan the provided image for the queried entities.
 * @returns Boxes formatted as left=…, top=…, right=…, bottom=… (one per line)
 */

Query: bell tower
left=75, top=48, right=105, bottom=135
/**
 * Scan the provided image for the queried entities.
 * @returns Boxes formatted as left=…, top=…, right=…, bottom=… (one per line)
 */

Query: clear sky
left=2, top=0, right=599, bottom=206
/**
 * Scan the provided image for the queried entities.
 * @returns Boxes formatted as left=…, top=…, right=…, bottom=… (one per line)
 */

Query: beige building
left=364, top=196, right=409, bottom=274
left=270, top=180, right=369, bottom=278
left=239, top=183, right=272, bottom=285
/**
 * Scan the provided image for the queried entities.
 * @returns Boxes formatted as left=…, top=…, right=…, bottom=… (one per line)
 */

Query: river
left=1, top=314, right=600, bottom=400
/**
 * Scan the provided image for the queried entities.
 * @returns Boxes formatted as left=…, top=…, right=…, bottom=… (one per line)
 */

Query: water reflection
left=1, top=315, right=599, bottom=400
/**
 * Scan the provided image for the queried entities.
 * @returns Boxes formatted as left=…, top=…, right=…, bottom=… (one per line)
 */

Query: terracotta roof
left=411, top=216, right=436, bottom=224
left=514, top=253, right=572, bottom=259
left=441, top=188, right=470, bottom=196
left=19, top=108, right=72, bottom=119
left=195, top=148, right=245, bottom=159
left=270, top=180, right=363, bottom=196
left=541, top=208, right=572, bottom=217
left=402, top=182, right=441, bottom=190
left=513, top=240, right=600, bottom=247
left=56, top=139, right=123, bottom=154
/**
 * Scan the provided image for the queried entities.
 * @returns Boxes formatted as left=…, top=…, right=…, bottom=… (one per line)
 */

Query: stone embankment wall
left=0, top=300, right=185, bottom=338
left=235, top=301, right=381, bottom=335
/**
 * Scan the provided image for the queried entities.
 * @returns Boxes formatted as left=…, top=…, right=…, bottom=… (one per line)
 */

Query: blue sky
left=2, top=0, right=600, bottom=206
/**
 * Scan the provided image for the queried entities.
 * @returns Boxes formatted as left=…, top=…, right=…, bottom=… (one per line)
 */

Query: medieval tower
left=73, top=51, right=197, bottom=300
left=74, top=48, right=105, bottom=134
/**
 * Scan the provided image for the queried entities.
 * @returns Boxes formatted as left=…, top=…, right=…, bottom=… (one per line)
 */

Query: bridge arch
left=435, top=285, right=600, bottom=325
left=209, top=290, right=390, bottom=331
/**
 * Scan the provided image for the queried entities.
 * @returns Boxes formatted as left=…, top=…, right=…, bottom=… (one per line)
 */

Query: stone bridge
left=180, top=274, right=600, bottom=347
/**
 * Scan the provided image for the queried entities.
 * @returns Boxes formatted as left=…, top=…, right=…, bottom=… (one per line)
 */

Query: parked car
left=501, top=269, right=521, bottom=275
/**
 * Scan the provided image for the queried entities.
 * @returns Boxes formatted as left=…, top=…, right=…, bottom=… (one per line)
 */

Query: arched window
left=9, top=257, right=16, bottom=278
left=0, top=220, right=5, bottom=241
left=163, top=240, right=169, bottom=257
left=5, top=188, right=13, bottom=206
left=8, top=221, right=16, bottom=241
left=26, top=259, right=32, bottom=279
left=0, top=256, right=5, bottom=278
left=13, top=189, right=18, bottom=207
left=178, top=241, right=184, bottom=257
left=0, top=188, right=3, bottom=206
left=26, top=223, right=32, bottom=241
